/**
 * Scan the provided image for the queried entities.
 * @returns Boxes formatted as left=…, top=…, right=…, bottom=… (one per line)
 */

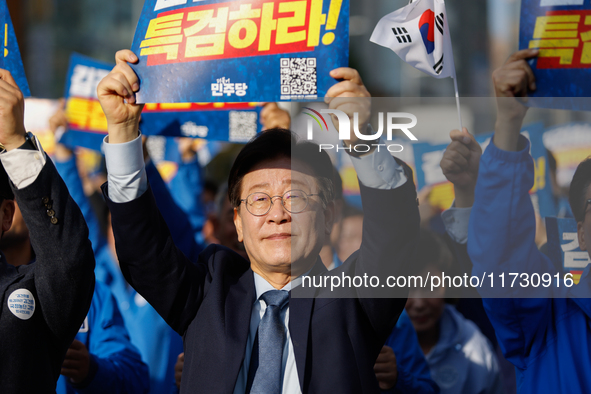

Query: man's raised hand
left=492, top=48, right=538, bottom=151
left=97, top=50, right=144, bottom=144
left=441, top=128, right=482, bottom=208
left=0, top=69, right=26, bottom=151
left=260, top=103, right=290, bottom=131
left=325, top=68, right=371, bottom=149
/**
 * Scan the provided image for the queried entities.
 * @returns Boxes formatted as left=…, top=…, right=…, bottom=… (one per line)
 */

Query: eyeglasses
left=240, top=189, right=321, bottom=216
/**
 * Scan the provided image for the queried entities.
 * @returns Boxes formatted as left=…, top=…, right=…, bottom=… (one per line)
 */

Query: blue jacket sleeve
left=384, top=311, right=439, bottom=394
left=145, top=160, right=202, bottom=262
left=168, top=156, right=206, bottom=236
left=467, top=135, right=560, bottom=370
left=71, top=281, right=149, bottom=394
left=54, top=156, right=105, bottom=254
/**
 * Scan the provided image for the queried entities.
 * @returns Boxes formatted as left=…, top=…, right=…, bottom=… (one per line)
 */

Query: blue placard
left=546, top=216, right=591, bottom=282
left=130, top=0, right=349, bottom=103
left=140, top=102, right=263, bottom=142
left=0, top=0, right=29, bottom=96
left=519, top=0, right=591, bottom=106
left=60, top=53, right=264, bottom=151
left=60, top=53, right=113, bottom=151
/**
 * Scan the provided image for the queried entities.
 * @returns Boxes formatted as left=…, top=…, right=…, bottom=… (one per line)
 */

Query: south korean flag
left=370, top=0, right=456, bottom=79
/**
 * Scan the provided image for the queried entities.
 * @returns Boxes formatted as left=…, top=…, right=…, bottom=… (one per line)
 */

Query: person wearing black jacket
left=0, top=69, right=95, bottom=393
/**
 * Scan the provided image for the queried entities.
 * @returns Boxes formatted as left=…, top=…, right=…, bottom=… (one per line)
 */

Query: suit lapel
left=224, top=266, right=256, bottom=392
left=290, top=258, right=326, bottom=390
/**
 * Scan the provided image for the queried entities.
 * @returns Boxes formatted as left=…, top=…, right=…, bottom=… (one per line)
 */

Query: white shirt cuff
left=0, top=135, right=47, bottom=189
left=103, top=133, right=148, bottom=203
left=441, top=202, right=472, bottom=244
left=350, top=141, right=406, bottom=190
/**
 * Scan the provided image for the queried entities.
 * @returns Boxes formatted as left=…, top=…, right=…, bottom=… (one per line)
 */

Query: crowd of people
left=0, top=45, right=589, bottom=394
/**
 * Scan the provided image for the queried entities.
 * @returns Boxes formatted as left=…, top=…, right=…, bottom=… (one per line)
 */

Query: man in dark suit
left=97, top=50, right=419, bottom=393
left=0, top=69, right=95, bottom=392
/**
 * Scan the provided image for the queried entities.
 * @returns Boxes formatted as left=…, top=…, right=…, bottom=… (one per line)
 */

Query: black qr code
left=229, top=111, right=258, bottom=142
left=280, top=58, right=317, bottom=99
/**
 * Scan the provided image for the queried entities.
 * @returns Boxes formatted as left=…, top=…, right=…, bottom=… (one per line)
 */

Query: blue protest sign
left=519, top=0, right=591, bottom=107
left=546, top=216, right=591, bottom=284
left=130, top=0, right=349, bottom=103
left=60, top=53, right=264, bottom=151
left=0, top=0, right=30, bottom=96
left=60, top=53, right=113, bottom=151
left=140, top=102, right=263, bottom=142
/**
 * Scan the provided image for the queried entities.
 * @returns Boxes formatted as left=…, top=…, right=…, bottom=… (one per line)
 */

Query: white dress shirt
left=0, top=135, right=47, bottom=188
left=441, top=203, right=472, bottom=245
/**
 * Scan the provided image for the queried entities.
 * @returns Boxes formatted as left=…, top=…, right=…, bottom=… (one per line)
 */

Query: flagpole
left=452, top=76, right=463, bottom=132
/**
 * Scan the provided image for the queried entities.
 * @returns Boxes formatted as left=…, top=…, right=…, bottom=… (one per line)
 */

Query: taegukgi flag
left=370, top=0, right=455, bottom=79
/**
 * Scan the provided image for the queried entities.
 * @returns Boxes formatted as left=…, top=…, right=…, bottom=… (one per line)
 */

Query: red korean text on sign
left=139, top=0, right=330, bottom=66
left=529, top=10, right=591, bottom=69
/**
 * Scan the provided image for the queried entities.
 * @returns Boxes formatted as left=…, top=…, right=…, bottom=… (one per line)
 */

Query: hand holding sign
left=97, top=50, right=144, bottom=144
left=0, top=69, right=26, bottom=151
left=441, top=128, right=482, bottom=208
left=492, top=49, right=538, bottom=151
left=324, top=68, right=372, bottom=152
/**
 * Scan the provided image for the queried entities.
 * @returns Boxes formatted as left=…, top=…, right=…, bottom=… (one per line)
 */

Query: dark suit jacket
left=104, top=161, right=419, bottom=393
left=0, top=159, right=95, bottom=393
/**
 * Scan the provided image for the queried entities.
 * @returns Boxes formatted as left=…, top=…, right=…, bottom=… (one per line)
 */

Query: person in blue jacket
left=466, top=47, right=591, bottom=393
left=383, top=310, right=440, bottom=394
left=56, top=281, right=149, bottom=394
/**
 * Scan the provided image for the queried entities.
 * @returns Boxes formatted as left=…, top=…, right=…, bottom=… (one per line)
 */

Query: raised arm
left=97, top=50, right=207, bottom=334
left=465, top=49, right=559, bottom=369
left=0, top=69, right=95, bottom=343
left=322, top=68, right=419, bottom=334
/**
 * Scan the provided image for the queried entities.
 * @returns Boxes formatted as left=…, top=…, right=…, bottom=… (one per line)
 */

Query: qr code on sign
left=280, top=58, right=317, bottom=99
left=229, top=111, right=258, bottom=142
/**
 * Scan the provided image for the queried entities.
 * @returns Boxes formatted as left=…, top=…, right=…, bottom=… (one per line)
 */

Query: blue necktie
left=246, top=290, right=289, bottom=394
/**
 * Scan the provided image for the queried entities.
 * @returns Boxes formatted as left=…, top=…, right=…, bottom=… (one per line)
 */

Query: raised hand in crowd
left=417, top=186, right=439, bottom=228
left=178, top=137, right=197, bottom=163
left=373, top=345, right=398, bottom=391
left=48, top=98, right=67, bottom=135
left=325, top=67, right=372, bottom=147
left=97, top=50, right=143, bottom=144
left=60, top=339, right=91, bottom=384
left=0, top=70, right=26, bottom=151
left=174, top=352, right=184, bottom=389
left=440, top=128, right=482, bottom=208
left=492, top=48, right=538, bottom=151
left=48, top=98, right=78, bottom=164
left=260, top=102, right=290, bottom=130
